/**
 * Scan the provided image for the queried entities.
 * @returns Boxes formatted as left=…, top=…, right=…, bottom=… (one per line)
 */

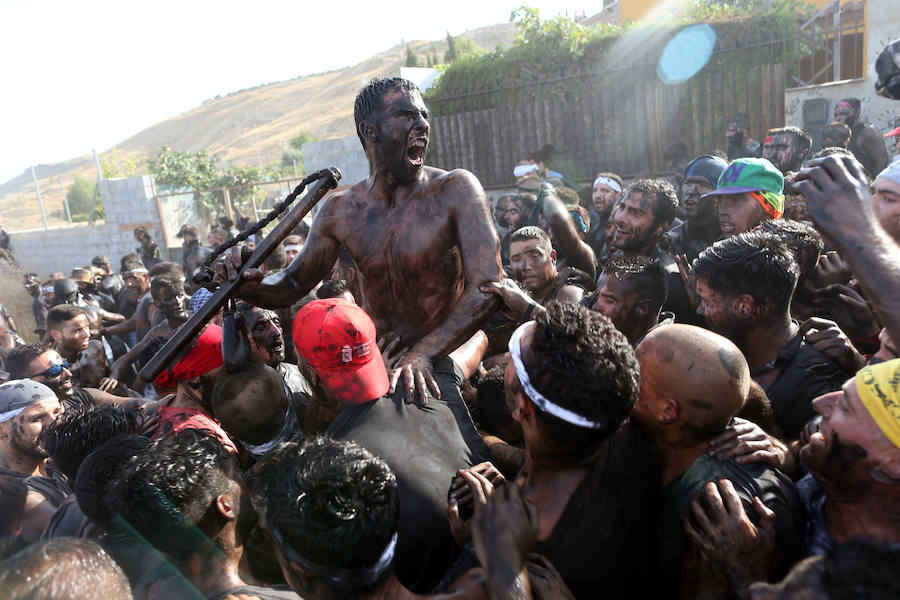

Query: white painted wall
left=785, top=0, right=900, bottom=161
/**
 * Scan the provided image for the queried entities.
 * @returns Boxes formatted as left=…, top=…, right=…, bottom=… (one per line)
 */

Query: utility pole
left=88, top=148, right=103, bottom=224
left=59, top=176, right=72, bottom=223
left=31, top=166, right=49, bottom=230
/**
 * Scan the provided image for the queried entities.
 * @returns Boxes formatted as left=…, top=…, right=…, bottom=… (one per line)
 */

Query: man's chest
left=339, top=204, right=460, bottom=276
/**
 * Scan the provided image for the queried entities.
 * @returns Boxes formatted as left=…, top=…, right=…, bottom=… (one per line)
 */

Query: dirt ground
left=0, top=259, right=39, bottom=344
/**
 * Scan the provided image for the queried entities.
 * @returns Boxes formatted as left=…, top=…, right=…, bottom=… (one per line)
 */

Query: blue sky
left=0, top=0, right=595, bottom=183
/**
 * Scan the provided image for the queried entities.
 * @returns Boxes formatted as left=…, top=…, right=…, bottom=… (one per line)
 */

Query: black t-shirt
left=664, top=221, right=713, bottom=264
left=0, top=466, right=71, bottom=508
left=533, top=423, right=661, bottom=600
left=65, top=387, right=95, bottom=412
left=657, top=454, right=806, bottom=592
left=762, top=331, right=846, bottom=438
left=326, top=358, right=489, bottom=593
left=41, top=495, right=97, bottom=539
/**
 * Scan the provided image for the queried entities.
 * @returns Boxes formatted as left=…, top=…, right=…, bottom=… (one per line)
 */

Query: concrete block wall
left=302, top=136, right=369, bottom=188
left=8, top=175, right=166, bottom=277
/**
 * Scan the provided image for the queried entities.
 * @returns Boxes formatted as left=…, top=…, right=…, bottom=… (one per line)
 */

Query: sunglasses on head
left=29, top=359, right=69, bottom=379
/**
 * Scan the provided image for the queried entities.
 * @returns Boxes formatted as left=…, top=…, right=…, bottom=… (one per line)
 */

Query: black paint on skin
left=717, top=347, right=743, bottom=381
left=688, top=398, right=714, bottom=410
left=241, top=84, right=502, bottom=363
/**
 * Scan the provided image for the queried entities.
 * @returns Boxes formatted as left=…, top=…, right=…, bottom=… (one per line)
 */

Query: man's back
left=326, top=358, right=488, bottom=592
left=658, top=454, right=805, bottom=592
left=533, top=423, right=661, bottom=600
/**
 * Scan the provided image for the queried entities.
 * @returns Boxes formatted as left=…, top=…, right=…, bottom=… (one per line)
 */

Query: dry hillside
left=0, top=23, right=516, bottom=232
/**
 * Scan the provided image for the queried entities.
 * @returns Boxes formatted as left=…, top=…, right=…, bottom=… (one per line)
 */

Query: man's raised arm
left=220, top=197, right=343, bottom=309
left=393, top=170, right=503, bottom=402
left=540, top=185, right=597, bottom=280
left=795, top=155, right=900, bottom=344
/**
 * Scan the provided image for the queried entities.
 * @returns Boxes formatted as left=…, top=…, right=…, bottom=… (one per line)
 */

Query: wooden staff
left=139, top=167, right=341, bottom=383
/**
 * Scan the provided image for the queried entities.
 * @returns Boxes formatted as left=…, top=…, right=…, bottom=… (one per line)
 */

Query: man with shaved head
left=632, top=324, right=805, bottom=597
left=211, top=359, right=304, bottom=461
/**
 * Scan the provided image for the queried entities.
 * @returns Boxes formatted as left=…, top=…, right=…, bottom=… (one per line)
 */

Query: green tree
left=99, top=148, right=139, bottom=179
left=444, top=31, right=458, bottom=63
left=217, top=164, right=271, bottom=217
left=454, top=37, right=484, bottom=59
left=280, top=130, right=317, bottom=174
left=66, top=175, right=104, bottom=222
left=145, top=145, right=218, bottom=189
left=405, top=43, right=420, bottom=67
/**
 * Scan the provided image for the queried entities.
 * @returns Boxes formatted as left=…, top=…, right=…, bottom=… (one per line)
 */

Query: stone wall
left=8, top=175, right=167, bottom=276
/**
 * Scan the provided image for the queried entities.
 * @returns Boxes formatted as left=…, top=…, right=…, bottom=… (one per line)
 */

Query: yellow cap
left=855, top=359, right=900, bottom=449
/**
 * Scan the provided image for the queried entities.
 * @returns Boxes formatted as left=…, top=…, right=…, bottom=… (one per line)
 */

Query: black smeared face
left=833, top=103, right=858, bottom=128
left=763, top=134, right=803, bottom=173
left=725, top=120, right=744, bottom=147
left=372, top=89, right=430, bottom=184
left=245, top=309, right=285, bottom=365
left=153, top=284, right=190, bottom=321
left=681, top=177, right=716, bottom=221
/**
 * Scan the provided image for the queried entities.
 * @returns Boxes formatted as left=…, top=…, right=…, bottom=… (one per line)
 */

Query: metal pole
left=60, top=176, right=72, bottom=223
left=292, top=159, right=298, bottom=178
left=151, top=177, right=173, bottom=261
left=31, top=166, right=49, bottom=230
left=222, top=186, right=234, bottom=222
left=88, top=149, right=104, bottom=224
left=832, top=0, right=841, bottom=82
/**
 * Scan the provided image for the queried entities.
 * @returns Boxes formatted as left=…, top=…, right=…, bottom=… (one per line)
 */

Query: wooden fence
left=427, top=62, right=785, bottom=188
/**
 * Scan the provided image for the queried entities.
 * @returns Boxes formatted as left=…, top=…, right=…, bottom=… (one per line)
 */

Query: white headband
left=514, top=164, right=539, bottom=178
left=593, top=176, right=622, bottom=193
left=0, top=408, right=25, bottom=423
left=123, top=268, right=148, bottom=276
left=877, top=157, right=900, bottom=187
left=283, top=244, right=301, bottom=253
left=508, top=322, right=606, bottom=429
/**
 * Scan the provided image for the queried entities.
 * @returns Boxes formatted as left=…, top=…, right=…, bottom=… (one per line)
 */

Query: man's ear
left=872, top=453, right=900, bottom=484
left=347, top=267, right=357, bottom=284
left=296, top=355, right=320, bottom=388
left=288, top=559, right=315, bottom=593
left=48, top=329, right=61, bottom=343
left=358, top=120, right=377, bottom=144
left=734, top=294, right=756, bottom=320
left=215, top=493, right=235, bottom=520
left=549, top=249, right=557, bottom=265
left=654, top=221, right=671, bottom=238
left=659, top=397, right=679, bottom=426
left=634, top=298, right=653, bottom=318
left=514, top=392, right=534, bottom=422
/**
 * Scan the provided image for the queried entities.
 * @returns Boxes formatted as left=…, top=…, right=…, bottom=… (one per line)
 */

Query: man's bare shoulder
left=313, top=184, right=372, bottom=219
left=424, top=167, right=486, bottom=205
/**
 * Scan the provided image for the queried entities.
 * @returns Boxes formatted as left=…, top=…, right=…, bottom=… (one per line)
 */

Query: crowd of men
left=0, top=45, right=900, bottom=599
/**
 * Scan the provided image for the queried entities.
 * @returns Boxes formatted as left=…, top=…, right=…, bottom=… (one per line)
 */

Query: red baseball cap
left=154, top=324, right=223, bottom=390
left=292, top=299, right=389, bottom=404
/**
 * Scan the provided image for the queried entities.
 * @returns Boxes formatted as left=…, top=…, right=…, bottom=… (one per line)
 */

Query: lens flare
left=657, top=24, right=717, bottom=84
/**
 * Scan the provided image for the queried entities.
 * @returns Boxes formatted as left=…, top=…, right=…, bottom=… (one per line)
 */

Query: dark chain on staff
left=193, top=170, right=330, bottom=289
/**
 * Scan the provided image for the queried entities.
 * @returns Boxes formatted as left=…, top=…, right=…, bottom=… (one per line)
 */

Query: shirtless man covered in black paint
left=221, top=78, right=503, bottom=402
